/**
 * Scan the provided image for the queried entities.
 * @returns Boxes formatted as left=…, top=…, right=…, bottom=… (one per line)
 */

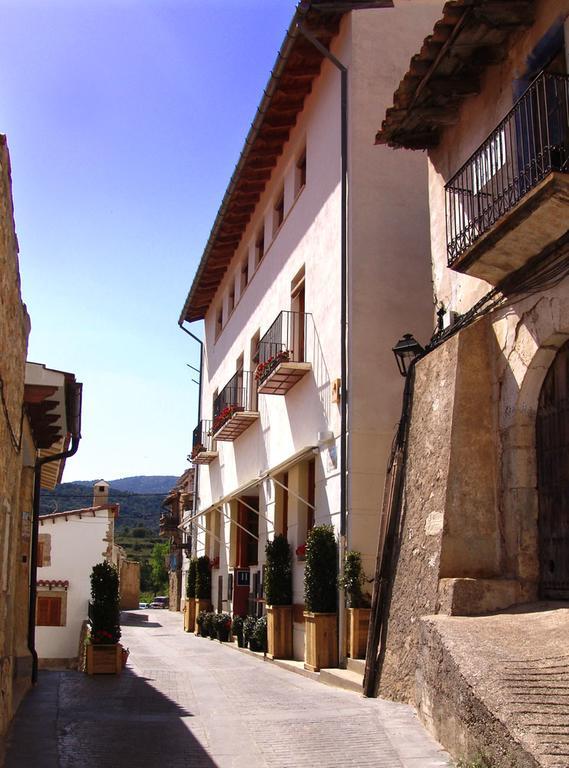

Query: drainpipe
left=179, top=321, right=204, bottom=554
left=29, top=382, right=82, bottom=684
left=297, top=22, right=349, bottom=668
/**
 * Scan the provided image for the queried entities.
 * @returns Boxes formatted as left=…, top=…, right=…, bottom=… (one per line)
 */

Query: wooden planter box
left=194, top=599, right=211, bottom=634
left=267, top=605, right=293, bottom=660
left=347, top=607, right=371, bottom=659
left=303, top=612, right=338, bottom=672
left=184, top=598, right=196, bottom=632
left=86, top=644, right=123, bottom=675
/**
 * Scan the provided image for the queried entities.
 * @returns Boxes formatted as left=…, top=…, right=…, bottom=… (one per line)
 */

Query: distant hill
left=108, top=475, right=178, bottom=494
left=39, top=475, right=180, bottom=533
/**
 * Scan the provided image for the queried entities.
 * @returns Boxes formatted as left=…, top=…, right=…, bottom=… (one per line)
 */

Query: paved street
left=5, top=610, right=452, bottom=768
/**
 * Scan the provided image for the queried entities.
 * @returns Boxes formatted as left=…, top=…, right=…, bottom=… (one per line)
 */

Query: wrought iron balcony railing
left=190, top=420, right=217, bottom=464
left=256, top=310, right=313, bottom=395
left=159, top=513, right=179, bottom=536
left=446, top=72, right=569, bottom=268
left=212, top=370, right=258, bottom=440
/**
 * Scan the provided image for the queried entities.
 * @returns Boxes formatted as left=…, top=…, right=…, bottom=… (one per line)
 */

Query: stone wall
left=0, top=134, right=31, bottom=745
left=378, top=318, right=505, bottom=702
left=119, top=560, right=140, bottom=610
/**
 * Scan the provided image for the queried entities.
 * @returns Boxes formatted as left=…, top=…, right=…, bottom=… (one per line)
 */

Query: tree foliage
left=265, top=534, right=292, bottom=605
left=304, top=524, right=337, bottom=613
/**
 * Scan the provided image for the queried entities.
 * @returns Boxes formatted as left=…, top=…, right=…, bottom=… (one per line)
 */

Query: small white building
left=36, top=483, right=118, bottom=667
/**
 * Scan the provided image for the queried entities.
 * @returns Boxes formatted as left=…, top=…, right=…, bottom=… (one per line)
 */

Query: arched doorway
left=536, top=339, right=569, bottom=599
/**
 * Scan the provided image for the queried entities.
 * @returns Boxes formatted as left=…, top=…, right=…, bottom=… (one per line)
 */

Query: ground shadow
left=5, top=663, right=217, bottom=768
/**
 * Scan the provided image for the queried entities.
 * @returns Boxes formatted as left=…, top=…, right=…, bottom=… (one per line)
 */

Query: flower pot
left=303, top=612, right=338, bottom=672
left=217, top=627, right=231, bottom=642
left=235, top=634, right=244, bottom=648
left=267, top=605, right=293, bottom=660
left=184, top=598, right=196, bottom=632
left=347, top=607, right=371, bottom=659
left=194, top=599, right=211, bottom=634
left=86, top=643, right=123, bottom=675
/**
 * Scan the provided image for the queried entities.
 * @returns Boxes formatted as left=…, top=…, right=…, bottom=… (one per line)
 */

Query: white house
left=179, top=0, right=441, bottom=662
left=36, top=483, right=118, bottom=667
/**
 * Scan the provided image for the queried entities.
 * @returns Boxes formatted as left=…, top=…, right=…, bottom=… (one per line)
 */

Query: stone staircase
left=320, top=658, right=365, bottom=693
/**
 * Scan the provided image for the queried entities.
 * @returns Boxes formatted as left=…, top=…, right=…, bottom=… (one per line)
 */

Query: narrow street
left=5, top=610, right=452, bottom=768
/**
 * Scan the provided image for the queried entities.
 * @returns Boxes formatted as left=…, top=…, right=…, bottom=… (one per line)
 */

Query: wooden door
left=536, top=340, right=569, bottom=599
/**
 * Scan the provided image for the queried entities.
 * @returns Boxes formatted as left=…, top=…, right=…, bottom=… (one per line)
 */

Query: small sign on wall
left=236, top=570, right=250, bottom=587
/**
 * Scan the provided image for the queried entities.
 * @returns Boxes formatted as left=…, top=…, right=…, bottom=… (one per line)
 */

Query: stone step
left=347, top=658, right=365, bottom=675
left=319, top=667, right=363, bottom=694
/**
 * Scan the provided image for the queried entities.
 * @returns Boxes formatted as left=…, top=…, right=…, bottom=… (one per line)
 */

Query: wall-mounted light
left=392, top=333, right=424, bottom=377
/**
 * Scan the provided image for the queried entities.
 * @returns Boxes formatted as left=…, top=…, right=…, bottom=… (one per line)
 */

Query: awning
left=180, top=445, right=318, bottom=530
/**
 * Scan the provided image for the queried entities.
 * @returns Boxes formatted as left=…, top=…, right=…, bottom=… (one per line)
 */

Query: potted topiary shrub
left=214, top=612, right=232, bottom=642
left=253, top=615, right=267, bottom=653
left=194, top=556, right=212, bottom=633
left=231, top=615, right=245, bottom=647
left=243, top=615, right=258, bottom=651
left=184, top=558, right=198, bottom=633
left=265, top=534, right=293, bottom=659
left=303, top=524, right=338, bottom=671
left=340, top=550, right=371, bottom=659
left=86, top=561, right=123, bottom=675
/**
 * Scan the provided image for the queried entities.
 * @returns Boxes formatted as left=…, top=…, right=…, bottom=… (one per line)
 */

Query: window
left=296, top=149, right=307, bottom=194
left=215, top=306, right=223, bottom=339
left=240, top=258, right=249, bottom=294
left=276, top=472, right=289, bottom=538
left=37, top=534, right=51, bottom=567
left=307, top=459, right=315, bottom=532
left=250, top=331, right=260, bottom=410
left=274, top=189, right=284, bottom=234
left=255, top=228, right=265, bottom=266
left=228, top=285, right=235, bottom=315
left=36, top=593, right=64, bottom=627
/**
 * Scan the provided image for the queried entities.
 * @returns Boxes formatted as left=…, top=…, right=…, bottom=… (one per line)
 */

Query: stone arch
left=497, top=294, right=569, bottom=601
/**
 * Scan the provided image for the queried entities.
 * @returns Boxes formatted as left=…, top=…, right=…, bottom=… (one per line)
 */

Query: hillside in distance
left=39, top=475, right=179, bottom=533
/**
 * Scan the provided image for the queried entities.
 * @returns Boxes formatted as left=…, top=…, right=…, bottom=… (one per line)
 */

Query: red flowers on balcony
left=255, top=350, right=291, bottom=384
left=295, top=543, right=306, bottom=558
left=208, top=405, right=240, bottom=436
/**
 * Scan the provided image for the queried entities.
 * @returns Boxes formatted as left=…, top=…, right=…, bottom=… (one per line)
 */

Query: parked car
left=138, top=602, right=150, bottom=609
left=149, top=596, right=169, bottom=609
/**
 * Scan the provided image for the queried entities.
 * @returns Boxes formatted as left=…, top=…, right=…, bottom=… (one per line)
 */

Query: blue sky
left=0, top=0, right=296, bottom=481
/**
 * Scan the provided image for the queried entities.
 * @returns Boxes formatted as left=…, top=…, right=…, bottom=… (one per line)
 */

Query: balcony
left=189, top=420, right=218, bottom=465
left=212, top=370, right=259, bottom=441
left=256, top=311, right=312, bottom=395
left=159, top=513, right=179, bottom=537
left=446, top=72, right=569, bottom=284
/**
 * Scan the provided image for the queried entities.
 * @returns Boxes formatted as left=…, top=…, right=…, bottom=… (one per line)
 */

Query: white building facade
left=36, top=494, right=117, bottom=667
left=180, top=0, right=441, bottom=661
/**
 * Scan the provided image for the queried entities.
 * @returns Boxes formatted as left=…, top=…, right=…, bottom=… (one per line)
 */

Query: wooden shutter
left=36, top=541, right=44, bottom=568
left=37, top=595, right=62, bottom=626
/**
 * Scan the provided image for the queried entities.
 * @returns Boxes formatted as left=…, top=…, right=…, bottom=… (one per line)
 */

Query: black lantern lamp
left=392, top=333, right=424, bottom=377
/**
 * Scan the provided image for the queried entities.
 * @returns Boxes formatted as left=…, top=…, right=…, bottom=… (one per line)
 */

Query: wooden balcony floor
left=213, top=411, right=259, bottom=441
left=191, top=450, right=218, bottom=465
left=257, top=362, right=312, bottom=395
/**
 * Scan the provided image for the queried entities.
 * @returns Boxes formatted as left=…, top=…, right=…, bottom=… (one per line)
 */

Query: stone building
left=0, top=136, right=83, bottom=751
left=160, top=469, right=194, bottom=612
left=371, top=1, right=569, bottom=765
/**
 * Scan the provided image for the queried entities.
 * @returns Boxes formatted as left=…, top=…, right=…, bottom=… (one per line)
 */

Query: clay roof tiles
left=375, top=0, right=536, bottom=150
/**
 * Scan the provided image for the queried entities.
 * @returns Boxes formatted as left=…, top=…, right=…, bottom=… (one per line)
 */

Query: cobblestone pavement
left=5, top=610, right=452, bottom=768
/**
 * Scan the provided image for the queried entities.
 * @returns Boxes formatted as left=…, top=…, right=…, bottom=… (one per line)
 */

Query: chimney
left=93, top=480, right=110, bottom=507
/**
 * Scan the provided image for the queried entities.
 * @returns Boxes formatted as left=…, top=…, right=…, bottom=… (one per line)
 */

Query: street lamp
left=392, top=333, right=424, bottom=377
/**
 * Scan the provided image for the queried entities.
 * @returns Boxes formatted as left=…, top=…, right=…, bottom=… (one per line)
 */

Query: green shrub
left=231, top=615, right=244, bottom=646
left=243, top=616, right=257, bottom=649
left=187, top=558, right=198, bottom=599
left=195, top=556, right=211, bottom=600
left=339, top=550, right=369, bottom=608
left=214, top=612, right=232, bottom=641
left=253, top=615, right=267, bottom=652
left=265, top=534, right=292, bottom=606
left=89, top=561, right=121, bottom=644
left=304, top=524, right=337, bottom=613
left=196, top=610, right=209, bottom=637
